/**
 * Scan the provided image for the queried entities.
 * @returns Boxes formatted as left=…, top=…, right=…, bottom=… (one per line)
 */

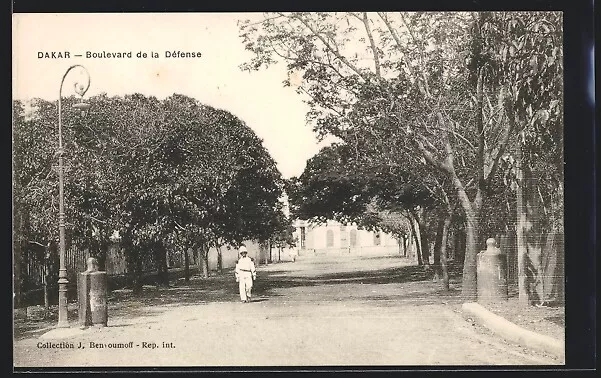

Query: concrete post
left=77, top=257, right=108, bottom=328
left=77, top=265, right=91, bottom=328
left=89, top=270, right=108, bottom=327
left=477, top=238, right=508, bottom=303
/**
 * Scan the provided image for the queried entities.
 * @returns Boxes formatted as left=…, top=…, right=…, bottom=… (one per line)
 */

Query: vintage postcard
left=13, top=11, right=570, bottom=370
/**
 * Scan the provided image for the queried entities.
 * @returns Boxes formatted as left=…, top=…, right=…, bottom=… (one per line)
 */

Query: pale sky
left=12, top=13, right=334, bottom=179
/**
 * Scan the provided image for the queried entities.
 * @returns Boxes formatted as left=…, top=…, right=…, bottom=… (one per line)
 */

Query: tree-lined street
left=13, top=11, right=578, bottom=369
left=246, top=11, right=565, bottom=304
left=14, top=254, right=561, bottom=367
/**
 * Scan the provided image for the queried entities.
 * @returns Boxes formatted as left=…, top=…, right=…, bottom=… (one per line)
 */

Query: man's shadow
left=248, top=298, right=268, bottom=303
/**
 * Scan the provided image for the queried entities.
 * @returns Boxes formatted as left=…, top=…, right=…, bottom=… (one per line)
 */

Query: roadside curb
left=462, top=302, right=565, bottom=361
left=39, top=327, right=90, bottom=340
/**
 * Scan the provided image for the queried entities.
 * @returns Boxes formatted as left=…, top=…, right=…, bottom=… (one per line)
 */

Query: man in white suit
left=234, top=246, right=256, bottom=303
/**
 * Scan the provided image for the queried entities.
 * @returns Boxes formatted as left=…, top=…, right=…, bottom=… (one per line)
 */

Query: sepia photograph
left=12, top=11, right=570, bottom=369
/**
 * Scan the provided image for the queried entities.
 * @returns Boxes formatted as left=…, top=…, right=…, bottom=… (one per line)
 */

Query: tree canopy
left=13, top=93, right=289, bottom=288
left=240, top=11, right=563, bottom=300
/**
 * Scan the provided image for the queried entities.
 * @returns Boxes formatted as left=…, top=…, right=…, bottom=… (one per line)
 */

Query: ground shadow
left=254, top=261, right=464, bottom=301
left=15, top=260, right=464, bottom=339
left=360, top=287, right=464, bottom=306
left=248, top=298, right=269, bottom=303
left=263, top=261, right=463, bottom=284
left=544, top=315, right=565, bottom=327
left=13, top=321, right=56, bottom=341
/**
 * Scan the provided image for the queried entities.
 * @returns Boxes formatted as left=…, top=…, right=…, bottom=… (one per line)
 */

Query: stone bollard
left=77, top=257, right=108, bottom=328
left=477, top=238, right=508, bottom=303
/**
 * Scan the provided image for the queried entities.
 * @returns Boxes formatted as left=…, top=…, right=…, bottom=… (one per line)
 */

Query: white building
left=293, top=219, right=401, bottom=256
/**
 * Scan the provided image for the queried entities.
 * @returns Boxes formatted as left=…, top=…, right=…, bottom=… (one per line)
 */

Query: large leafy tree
left=240, top=11, right=563, bottom=300
left=13, top=99, right=61, bottom=306
left=287, top=141, right=456, bottom=288
left=476, top=12, right=564, bottom=305
left=13, top=92, right=287, bottom=296
left=97, top=94, right=286, bottom=286
left=13, top=99, right=59, bottom=250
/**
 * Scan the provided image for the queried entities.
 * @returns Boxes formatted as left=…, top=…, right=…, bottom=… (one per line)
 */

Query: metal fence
left=498, top=232, right=519, bottom=285
left=17, top=241, right=206, bottom=307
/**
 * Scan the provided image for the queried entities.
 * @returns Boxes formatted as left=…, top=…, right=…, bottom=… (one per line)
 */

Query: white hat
left=239, top=246, right=248, bottom=253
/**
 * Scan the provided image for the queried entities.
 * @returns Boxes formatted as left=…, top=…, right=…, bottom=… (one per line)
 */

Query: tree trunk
left=44, top=281, right=50, bottom=309
left=90, top=239, right=107, bottom=271
left=541, top=231, right=557, bottom=304
left=434, top=212, right=451, bottom=290
left=420, top=233, right=430, bottom=268
left=216, top=243, right=223, bottom=274
left=454, top=228, right=465, bottom=264
left=401, top=235, right=407, bottom=257
left=541, top=177, right=564, bottom=305
left=446, top=229, right=454, bottom=261
left=407, top=215, right=423, bottom=265
left=156, top=243, right=169, bottom=287
left=135, top=253, right=143, bottom=292
left=98, top=242, right=108, bottom=272
left=200, top=245, right=209, bottom=279
left=543, top=149, right=564, bottom=305
left=461, top=211, right=480, bottom=300
left=499, top=232, right=516, bottom=283
left=128, top=245, right=143, bottom=294
left=14, top=245, right=22, bottom=308
left=266, top=241, right=270, bottom=264
left=413, top=208, right=430, bottom=267
left=440, top=215, right=451, bottom=291
left=515, top=143, right=530, bottom=306
left=523, top=166, right=558, bottom=306
left=43, top=252, right=50, bottom=309
left=433, top=217, right=444, bottom=280
left=543, top=231, right=564, bottom=304
left=184, top=247, right=190, bottom=282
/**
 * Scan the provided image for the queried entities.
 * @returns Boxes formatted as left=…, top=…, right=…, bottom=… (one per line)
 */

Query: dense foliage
left=13, top=93, right=289, bottom=291
left=240, top=11, right=563, bottom=301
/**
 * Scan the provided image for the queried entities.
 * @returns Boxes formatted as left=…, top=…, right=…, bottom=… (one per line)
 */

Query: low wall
left=300, top=245, right=401, bottom=256
left=206, top=245, right=297, bottom=270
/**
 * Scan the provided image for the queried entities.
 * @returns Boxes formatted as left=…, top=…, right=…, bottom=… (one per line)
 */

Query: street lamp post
left=57, top=65, right=91, bottom=328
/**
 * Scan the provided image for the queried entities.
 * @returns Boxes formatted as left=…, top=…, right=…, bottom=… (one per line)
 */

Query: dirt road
left=14, top=253, right=561, bottom=367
